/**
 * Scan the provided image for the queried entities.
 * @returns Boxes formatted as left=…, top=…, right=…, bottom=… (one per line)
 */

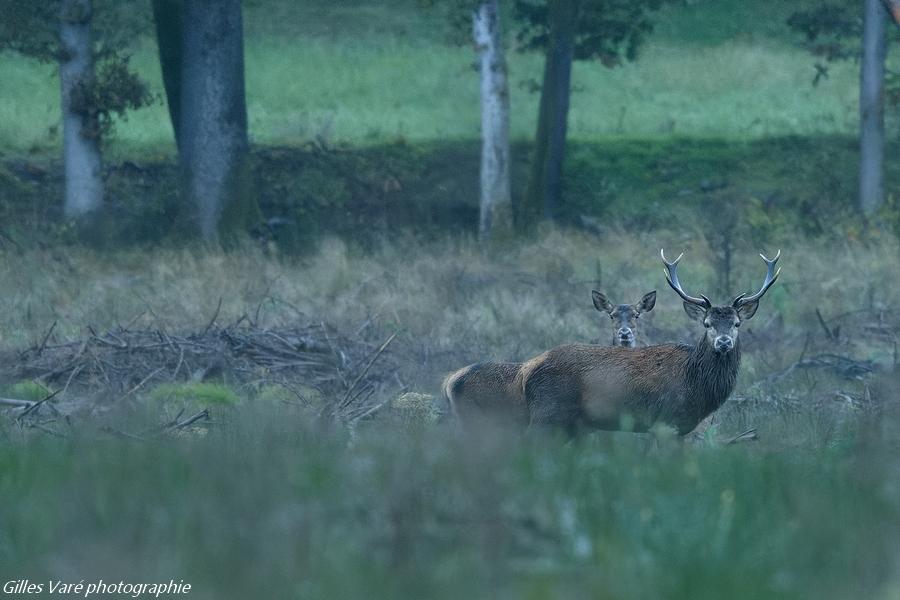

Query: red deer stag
left=521, top=250, right=780, bottom=436
left=443, top=290, right=656, bottom=428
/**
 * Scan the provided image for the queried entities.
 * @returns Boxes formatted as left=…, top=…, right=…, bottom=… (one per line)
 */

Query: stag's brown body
left=521, top=339, right=739, bottom=435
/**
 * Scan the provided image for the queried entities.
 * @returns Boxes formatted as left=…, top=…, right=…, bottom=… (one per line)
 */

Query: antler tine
left=660, top=249, right=711, bottom=308
left=733, top=249, right=781, bottom=307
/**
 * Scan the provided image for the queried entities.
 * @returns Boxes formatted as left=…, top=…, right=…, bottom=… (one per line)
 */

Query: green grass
left=0, top=0, right=885, bottom=156
left=149, top=382, right=241, bottom=407
left=1, top=411, right=899, bottom=599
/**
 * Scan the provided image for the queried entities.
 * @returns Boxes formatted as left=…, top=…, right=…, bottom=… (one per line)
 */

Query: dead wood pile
left=1, top=320, right=400, bottom=421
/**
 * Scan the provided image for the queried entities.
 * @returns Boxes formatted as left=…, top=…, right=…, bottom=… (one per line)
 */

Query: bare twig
left=815, top=308, right=837, bottom=341
left=339, top=331, right=398, bottom=410
left=161, top=409, right=210, bottom=434
left=202, top=297, right=223, bottom=336
left=17, top=388, right=62, bottom=420
left=725, top=428, right=758, bottom=445
left=36, top=320, right=57, bottom=356
left=121, top=366, right=167, bottom=400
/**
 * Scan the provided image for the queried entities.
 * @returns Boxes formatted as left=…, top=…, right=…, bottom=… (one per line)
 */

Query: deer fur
left=443, top=290, right=655, bottom=428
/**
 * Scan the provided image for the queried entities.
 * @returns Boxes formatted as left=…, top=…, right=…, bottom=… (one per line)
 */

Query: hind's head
left=592, top=290, right=656, bottom=348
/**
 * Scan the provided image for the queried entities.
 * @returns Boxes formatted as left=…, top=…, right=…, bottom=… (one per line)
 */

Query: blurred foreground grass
left=2, top=406, right=900, bottom=600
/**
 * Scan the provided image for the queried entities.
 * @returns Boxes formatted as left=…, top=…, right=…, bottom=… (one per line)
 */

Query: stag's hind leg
left=524, top=365, right=582, bottom=438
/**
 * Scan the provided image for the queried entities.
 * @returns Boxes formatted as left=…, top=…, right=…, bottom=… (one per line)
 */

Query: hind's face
left=610, top=305, right=640, bottom=347
left=592, top=290, right=656, bottom=348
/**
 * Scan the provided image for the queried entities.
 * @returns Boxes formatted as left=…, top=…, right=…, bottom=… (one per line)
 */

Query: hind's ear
left=637, top=291, right=656, bottom=313
left=592, top=290, right=614, bottom=313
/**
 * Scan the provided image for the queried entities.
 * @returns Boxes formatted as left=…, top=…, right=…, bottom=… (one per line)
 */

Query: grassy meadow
left=2, top=0, right=900, bottom=598
left=0, top=0, right=875, bottom=156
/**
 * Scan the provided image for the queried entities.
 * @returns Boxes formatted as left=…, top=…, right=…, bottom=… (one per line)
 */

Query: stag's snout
left=714, top=335, right=734, bottom=354
left=617, top=327, right=635, bottom=347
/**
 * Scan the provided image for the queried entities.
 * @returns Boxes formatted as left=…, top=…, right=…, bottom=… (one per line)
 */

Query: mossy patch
left=390, top=392, right=440, bottom=430
left=149, top=382, right=241, bottom=407
left=4, top=380, right=52, bottom=402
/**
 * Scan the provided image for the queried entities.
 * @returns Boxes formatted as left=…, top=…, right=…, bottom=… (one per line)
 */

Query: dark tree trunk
left=151, top=0, right=183, bottom=152
left=860, top=0, right=887, bottom=216
left=524, top=0, right=578, bottom=224
left=180, top=0, right=259, bottom=243
left=59, top=0, right=103, bottom=218
left=474, top=0, right=513, bottom=240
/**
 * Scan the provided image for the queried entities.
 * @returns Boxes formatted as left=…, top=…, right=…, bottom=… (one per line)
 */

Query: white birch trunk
left=59, top=0, right=103, bottom=218
left=859, top=0, right=886, bottom=216
left=474, top=0, right=513, bottom=240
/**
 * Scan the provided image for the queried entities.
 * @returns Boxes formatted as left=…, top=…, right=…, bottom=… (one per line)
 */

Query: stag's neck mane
left=683, top=336, right=741, bottom=423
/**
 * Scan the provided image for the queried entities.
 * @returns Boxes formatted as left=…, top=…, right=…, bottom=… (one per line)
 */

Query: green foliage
left=73, top=56, right=155, bottom=142
left=149, top=382, right=241, bottom=406
left=4, top=381, right=52, bottom=402
left=786, top=3, right=860, bottom=64
left=0, top=1, right=59, bottom=62
left=0, top=0, right=154, bottom=142
left=787, top=1, right=900, bottom=92
left=514, top=0, right=670, bottom=65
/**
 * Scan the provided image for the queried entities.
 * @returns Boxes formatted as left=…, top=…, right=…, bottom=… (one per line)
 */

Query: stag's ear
left=683, top=301, right=706, bottom=322
left=592, top=290, right=614, bottom=313
left=737, top=300, right=759, bottom=321
left=637, top=291, right=656, bottom=313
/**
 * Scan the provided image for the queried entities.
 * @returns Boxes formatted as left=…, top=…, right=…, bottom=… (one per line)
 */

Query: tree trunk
left=524, top=0, right=578, bottom=224
left=180, top=0, right=259, bottom=243
left=474, top=0, right=513, bottom=240
left=59, top=0, right=103, bottom=218
left=151, top=0, right=184, bottom=152
left=860, top=0, right=887, bottom=216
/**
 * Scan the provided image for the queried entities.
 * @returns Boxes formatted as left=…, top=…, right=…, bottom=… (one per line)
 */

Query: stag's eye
left=734, top=321, right=741, bottom=328
left=703, top=321, right=711, bottom=328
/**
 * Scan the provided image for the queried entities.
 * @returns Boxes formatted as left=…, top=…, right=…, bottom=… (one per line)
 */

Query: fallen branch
left=162, top=408, right=210, bottom=433
left=0, top=397, right=35, bottom=408
left=17, top=388, right=62, bottom=420
left=725, top=428, right=759, bottom=445
left=339, top=331, right=398, bottom=411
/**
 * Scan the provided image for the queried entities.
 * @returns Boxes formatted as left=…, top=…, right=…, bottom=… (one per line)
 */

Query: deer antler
left=733, top=250, right=781, bottom=307
left=660, top=249, right=711, bottom=308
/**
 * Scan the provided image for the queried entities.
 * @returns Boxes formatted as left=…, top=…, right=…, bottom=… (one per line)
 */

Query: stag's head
left=660, top=249, right=781, bottom=355
left=592, top=290, right=657, bottom=348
